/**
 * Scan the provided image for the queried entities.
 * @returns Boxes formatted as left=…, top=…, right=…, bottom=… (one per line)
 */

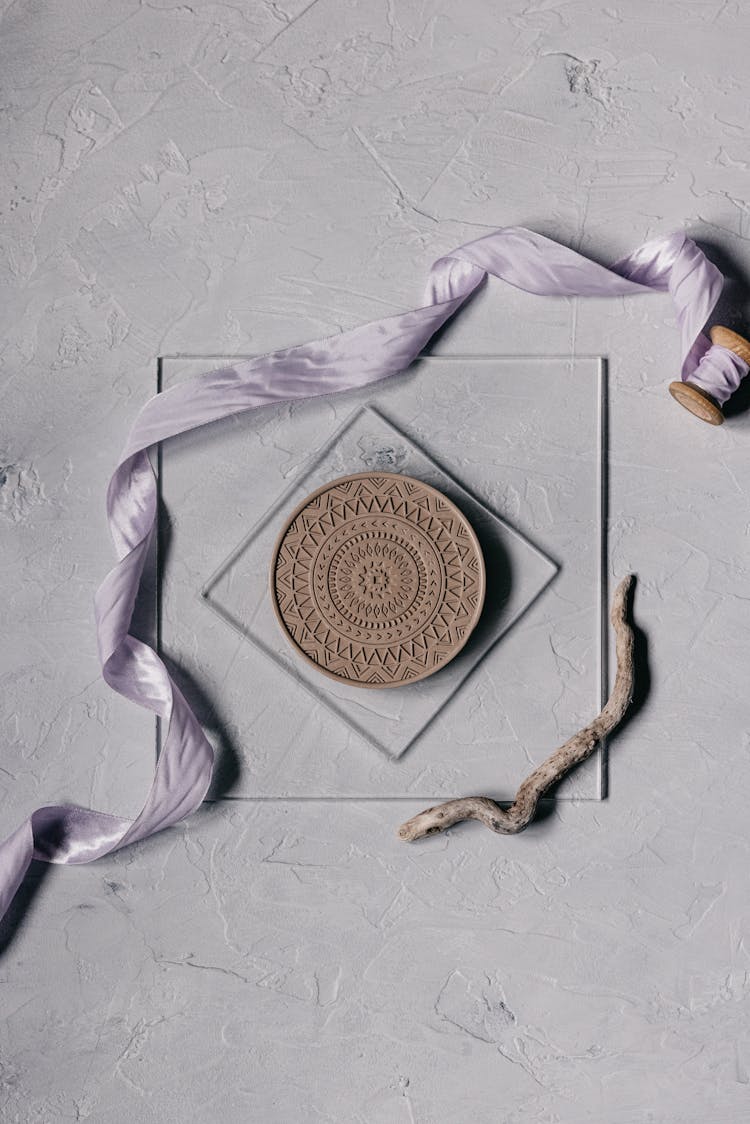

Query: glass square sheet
left=158, top=356, right=605, bottom=800
left=203, top=403, right=556, bottom=756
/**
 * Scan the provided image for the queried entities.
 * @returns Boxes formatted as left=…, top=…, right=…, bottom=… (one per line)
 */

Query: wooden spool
left=668, top=326, right=750, bottom=426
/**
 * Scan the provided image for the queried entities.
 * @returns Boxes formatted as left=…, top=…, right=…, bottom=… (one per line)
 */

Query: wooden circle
left=270, top=472, right=486, bottom=689
left=710, top=325, right=750, bottom=366
left=668, top=381, right=724, bottom=426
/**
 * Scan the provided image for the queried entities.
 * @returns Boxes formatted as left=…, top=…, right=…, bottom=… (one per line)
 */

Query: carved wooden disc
left=270, top=472, right=486, bottom=689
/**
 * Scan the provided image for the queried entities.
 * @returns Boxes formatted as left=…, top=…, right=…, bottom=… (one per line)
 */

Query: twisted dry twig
left=397, top=574, right=635, bottom=842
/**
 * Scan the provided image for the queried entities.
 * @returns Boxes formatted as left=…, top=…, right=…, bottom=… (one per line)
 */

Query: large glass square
left=158, top=355, right=605, bottom=799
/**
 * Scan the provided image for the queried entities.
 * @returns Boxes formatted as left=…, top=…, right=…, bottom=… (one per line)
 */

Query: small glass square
left=201, top=405, right=557, bottom=758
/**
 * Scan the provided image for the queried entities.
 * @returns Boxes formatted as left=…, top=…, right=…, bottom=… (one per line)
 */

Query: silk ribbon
left=0, top=226, right=743, bottom=923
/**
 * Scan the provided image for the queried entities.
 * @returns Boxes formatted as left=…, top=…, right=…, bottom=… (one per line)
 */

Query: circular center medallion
left=270, top=472, right=486, bottom=688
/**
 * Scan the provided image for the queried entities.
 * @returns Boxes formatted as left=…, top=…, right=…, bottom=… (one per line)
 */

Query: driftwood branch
left=397, top=574, right=636, bottom=842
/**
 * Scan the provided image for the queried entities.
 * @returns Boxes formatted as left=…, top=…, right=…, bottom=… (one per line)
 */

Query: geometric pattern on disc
left=270, top=472, right=486, bottom=688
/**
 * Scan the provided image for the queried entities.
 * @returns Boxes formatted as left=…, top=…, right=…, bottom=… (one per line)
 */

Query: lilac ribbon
left=0, top=226, right=743, bottom=922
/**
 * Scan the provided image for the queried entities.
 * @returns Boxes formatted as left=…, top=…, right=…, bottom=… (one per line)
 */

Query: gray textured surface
left=2, top=2, right=750, bottom=1121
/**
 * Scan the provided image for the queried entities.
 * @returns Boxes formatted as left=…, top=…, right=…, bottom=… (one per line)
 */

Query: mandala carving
left=270, top=472, right=486, bottom=688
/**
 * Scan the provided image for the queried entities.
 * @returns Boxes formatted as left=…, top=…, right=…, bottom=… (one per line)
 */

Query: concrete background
left=2, top=2, right=750, bottom=1121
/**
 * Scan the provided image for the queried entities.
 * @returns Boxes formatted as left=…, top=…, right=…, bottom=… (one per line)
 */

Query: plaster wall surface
left=1, top=2, right=749, bottom=1121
